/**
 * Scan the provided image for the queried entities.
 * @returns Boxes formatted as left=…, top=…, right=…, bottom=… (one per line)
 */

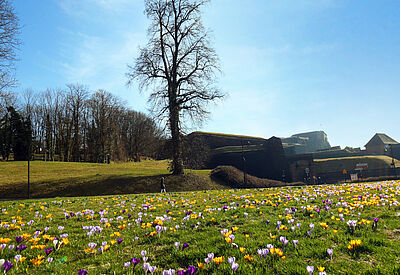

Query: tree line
left=0, top=85, right=164, bottom=162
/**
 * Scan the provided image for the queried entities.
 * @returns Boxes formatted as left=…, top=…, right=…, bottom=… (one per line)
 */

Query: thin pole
left=27, top=115, right=31, bottom=199
left=241, top=139, right=245, bottom=185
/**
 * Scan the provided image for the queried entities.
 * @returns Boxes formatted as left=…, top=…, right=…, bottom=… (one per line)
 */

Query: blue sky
left=13, top=0, right=400, bottom=148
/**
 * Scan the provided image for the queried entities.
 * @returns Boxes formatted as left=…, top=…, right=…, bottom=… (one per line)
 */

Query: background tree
left=127, top=0, right=224, bottom=174
left=0, top=0, right=20, bottom=92
left=8, top=106, right=30, bottom=160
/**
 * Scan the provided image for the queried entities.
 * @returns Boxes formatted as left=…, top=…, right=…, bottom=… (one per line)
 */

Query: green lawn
left=0, top=161, right=218, bottom=199
left=314, top=155, right=400, bottom=174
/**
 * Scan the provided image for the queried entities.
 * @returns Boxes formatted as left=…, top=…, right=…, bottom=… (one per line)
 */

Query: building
left=365, top=133, right=399, bottom=155
left=281, top=131, right=331, bottom=155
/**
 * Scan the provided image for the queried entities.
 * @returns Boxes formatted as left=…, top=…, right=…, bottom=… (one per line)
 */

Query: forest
left=0, top=85, right=164, bottom=163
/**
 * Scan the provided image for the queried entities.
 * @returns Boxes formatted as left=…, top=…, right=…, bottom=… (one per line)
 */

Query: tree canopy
left=127, top=0, right=224, bottom=174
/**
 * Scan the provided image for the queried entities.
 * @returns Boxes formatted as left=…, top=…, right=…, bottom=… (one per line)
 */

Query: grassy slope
left=314, top=155, right=400, bottom=174
left=0, top=160, right=224, bottom=199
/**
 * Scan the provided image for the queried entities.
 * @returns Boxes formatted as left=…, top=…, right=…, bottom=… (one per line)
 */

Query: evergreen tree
left=8, top=106, right=30, bottom=160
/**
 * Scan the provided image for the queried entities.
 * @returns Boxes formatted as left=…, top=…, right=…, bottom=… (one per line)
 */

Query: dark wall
left=391, top=144, right=400, bottom=161
left=206, top=137, right=289, bottom=181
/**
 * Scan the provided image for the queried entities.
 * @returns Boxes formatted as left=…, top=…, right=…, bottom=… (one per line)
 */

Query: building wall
left=366, top=144, right=385, bottom=155
left=207, top=137, right=289, bottom=181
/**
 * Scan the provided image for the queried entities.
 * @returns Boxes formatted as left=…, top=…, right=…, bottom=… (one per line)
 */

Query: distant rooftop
left=190, top=131, right=267, bottom=140
left=365, top=133, right=399, bottom=147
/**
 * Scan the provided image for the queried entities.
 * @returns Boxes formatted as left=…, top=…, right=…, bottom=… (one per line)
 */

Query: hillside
left=0, top=160, right=226, bottom=199
left=315, top=155, right=400, bottom=174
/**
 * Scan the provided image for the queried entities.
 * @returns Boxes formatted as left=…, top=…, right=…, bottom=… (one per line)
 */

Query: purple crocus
left=182, top=243, right=189, bottom=250
left=307, top=266, right=314, bottom=275
left=124, top=262, right=131, bottom=269
left=163, top=269, right=176, bottom=275
left=187, top=266, right=197, bottom=274
left=149, top=266, right=157, bottom=274
left=327, top=248, right=333, bottom=259
left=16, top=244, right=27, bottom=252
left=372, top=218, right=379, bottom=230
left=78, top=269, right=88, bottom=275
left=117, top=238, right=123, bottom=244
left=15, top=236, right=23, bottom=244
left=14, top=255, right=22, bottom=263
left=231, top=262, right=239, bottom=272
left=143, top=263, right=150, bottom=273
left=45, top=248, right=54, bottom=255
left=3, top=261, right=13, bottom=273
left=131, top=258, right=140, bottom=267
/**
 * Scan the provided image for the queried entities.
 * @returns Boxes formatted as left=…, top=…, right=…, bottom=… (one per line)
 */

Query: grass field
left=0, top=161, right=220, bottom=199
left=314, top=155, right=400, bottom=174
left=0, top=180, right=399, bottom=274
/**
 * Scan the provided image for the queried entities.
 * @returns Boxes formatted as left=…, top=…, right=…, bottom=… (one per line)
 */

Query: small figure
left=160, top=177, right=166, bottom=193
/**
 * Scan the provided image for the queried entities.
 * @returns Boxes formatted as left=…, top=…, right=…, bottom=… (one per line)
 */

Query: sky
left=13, top=0, right=400, bottom=148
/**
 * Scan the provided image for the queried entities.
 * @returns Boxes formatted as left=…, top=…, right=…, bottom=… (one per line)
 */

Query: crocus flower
left=307, top=266, right=314, bottom=275
left=15, top=236, right=23, bottom=244
left=141, top=250, right=147, bottom=257
left=124, top=262, right=131, bottom=269
left=14, top=255, right=21, bottom=263
left=327, top=248, right=333, bottom=259
left=163, top=269, right=176, bottom=275
left=78, top=269, right=88, bottom=275
left=117, top=238, right=123, bottom=244
left=149, top=266, right=157, bottom=274
left=187, top=266, right=197, bottom=274
left=16, top=244, right=27, bottom=252
left=174, top=242, right=180, bottom=249
left=45, top=248, right=53, bottom=255
left=3, top=261, right=13, bottom=273
left=228, top=257, right=236, bottom=265
left=182, top=243, right=189, bottom=250
left=143, top=262, right=150, bottom=273
left=231, top=262, right=239, bottom=272
left=47, top=258, right=53, bottom=263
left=132, top=258, right=140, bottom=267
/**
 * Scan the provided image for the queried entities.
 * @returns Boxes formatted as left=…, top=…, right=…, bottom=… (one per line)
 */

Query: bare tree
left=0, top=0, right=20, bottom=92
left=127, top=0, right=224, bottom=174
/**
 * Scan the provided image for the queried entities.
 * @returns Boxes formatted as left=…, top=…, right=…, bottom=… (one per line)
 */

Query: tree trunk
left=169, top=101, right=184, bottom=175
